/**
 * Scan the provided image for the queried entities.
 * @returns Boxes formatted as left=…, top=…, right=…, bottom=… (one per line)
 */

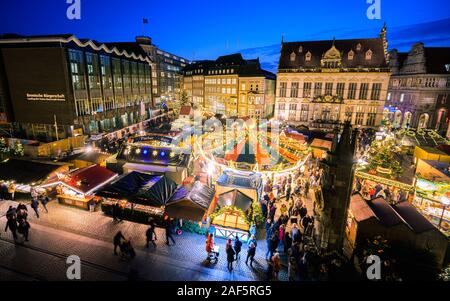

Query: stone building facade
left=275, top=27, right=390, bottom=130
left=386, top=43, right=450, bottom=138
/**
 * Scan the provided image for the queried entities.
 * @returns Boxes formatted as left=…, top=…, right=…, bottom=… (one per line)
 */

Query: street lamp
left=206, top=162, right=215, bottom=187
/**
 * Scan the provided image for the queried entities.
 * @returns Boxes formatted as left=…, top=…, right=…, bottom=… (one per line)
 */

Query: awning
left=165, top=181, right=215, bottom=221
left=0, top=158, right=68, bottom=185
left=217, top=189, right=253, bottom=212
left=95, top=171, right=178, bottom=207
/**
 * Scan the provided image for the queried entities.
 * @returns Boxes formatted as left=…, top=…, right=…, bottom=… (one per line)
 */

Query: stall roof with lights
left=96, top=171, right=178, bottom=207
left=217, top=189, right=253, bottom=212
left=41, top=165, right=118, bottom=195
left=0, top=158, right=69, bottom=185
left=165, top=181, right=215, bottom=221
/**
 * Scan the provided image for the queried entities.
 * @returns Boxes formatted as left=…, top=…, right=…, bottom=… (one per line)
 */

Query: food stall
left=39, top=165, right=118, bottom=210
left=96, top=171, right=179, bottom=224
left=413, top=159, right=450, bottom=236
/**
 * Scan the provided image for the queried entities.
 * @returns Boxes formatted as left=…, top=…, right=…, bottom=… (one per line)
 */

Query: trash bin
left=89, top=203, right=96, bottom=212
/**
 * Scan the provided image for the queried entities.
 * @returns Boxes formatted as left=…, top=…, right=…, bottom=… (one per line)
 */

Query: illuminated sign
left=26, top=93, right=66, bottom=102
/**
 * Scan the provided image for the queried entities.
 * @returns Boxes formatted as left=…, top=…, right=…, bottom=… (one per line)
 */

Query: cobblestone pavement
left=0, top=200, right=287, bottom=281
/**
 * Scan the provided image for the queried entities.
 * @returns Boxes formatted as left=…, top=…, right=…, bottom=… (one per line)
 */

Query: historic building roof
left=389, top=43, right=450, bottom=75
left=279, top=37, right=389, bottom=71
left=183, top=53, right=275, bottom=79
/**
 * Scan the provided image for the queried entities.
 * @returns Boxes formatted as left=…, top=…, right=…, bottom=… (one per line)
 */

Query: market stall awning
left=41, top=165, right=118, bottom=195
left=95, top=171, right=178, bottom=207
left=0, top=158, right=68, bottom=185
left=217, top=189, right=253, bottom=212
left=165, top=181, right=215, bottom=221
left=95, top=171, right=158, bottom=200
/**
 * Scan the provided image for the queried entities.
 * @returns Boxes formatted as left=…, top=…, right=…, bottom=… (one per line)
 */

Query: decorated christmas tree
left=367, top=138, right=403, bottom=178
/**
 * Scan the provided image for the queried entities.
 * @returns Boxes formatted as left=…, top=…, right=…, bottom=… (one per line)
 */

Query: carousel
left=196, top=119, right=311, bottom=241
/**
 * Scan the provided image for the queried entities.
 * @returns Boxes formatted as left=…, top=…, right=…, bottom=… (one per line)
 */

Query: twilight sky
left=1, top=0, right=450, bottom=72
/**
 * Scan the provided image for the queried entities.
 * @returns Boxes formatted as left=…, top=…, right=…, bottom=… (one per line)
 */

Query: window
left=279, top=82, right=287, bottom=97
left=222, top=88, right=226, bottom=94
left=365, top=50, right=372, bottom=60
left=356, top=43, right=362, bottom=51
left=290, top=82, right=299, bottom=98
left=370, top=83, right=382, bottom=100
left=305, top=51, right=312, bottom=62
left=300, top=104, right=309, bottom=121
left=242, top=83, right=246, bottom=90
left=359, top=83, right=369, bottom=100
left=227, top=78, right=231, bottom=85
left=278, top=103, right=285, bottom=110
left=355, top=106, right=364, bottom=125
left=366, top=107, right=377, bottom=126
left=231, top=88, right=236, bottom=94
left=336, top=83, right=345, bottom=97
left=325, top=82, right=333, bottom=95
left=345, top=106, right=353, bottom=122
left=387, top=92, right=391, bottom=101
left=400, top=93, right=405, bottom=102
left=290, top=52, right=296, bottom=61
left=232, top=78, right=236, bottom=85
left=348, top=83, right=357, bottom=99
left=313, top=82, right=322, bottom=97
left=303, top=82, right=312, bottom=97
left=298, top=46, right=303, bottom=53
left=348, top=50, right=354, bottom=60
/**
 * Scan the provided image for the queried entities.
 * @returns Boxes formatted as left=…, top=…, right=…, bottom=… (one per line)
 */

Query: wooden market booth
left=40, top=164, right=118, bottom=210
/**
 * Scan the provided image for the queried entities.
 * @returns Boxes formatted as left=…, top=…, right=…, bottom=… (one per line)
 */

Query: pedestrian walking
left=234, top=236, right=242, bottom=260
left=272, top=253, right=281, bottom=280
left=8, top=182, right=16, bottom=200
left=226, top=239, right=235, bottom=271
left=4, top=216, right=18, bottom=240
left=40, top=195, right=49, bottom=213
left=30, top=198, right=39, bottom=218
left=246, top=242, right=256, bottom=267
left=18, top=219, right=30, bottom=241
left=145, top=221, right=157, bottom=248
left=164, top=216, right=176, bottom=245
left=113, top=231, right=125, bottom=255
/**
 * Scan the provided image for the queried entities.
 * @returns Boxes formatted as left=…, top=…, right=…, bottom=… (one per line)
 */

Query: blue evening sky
left=1, top=0, right=449, bottom=64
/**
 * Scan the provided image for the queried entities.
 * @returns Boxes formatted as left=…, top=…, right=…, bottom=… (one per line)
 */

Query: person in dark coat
left=285, top=184, right=292, bottom=202
left=299, top=206, right=307, bottom=219
left=234, top=236, right=242, bottom=260
left=164, top=216, right=176, bottom=245
left=267, top=232, right=279, bottom=260
left=113, top=231, right=125, bottom=255
left=40, top=195, right=49, bottom=213
left=18, top=219, right=30, bottom=241
left=5, top=217, right=18, bottom=240
left=145, top=221, right=157, bottom=248
left=246, top=242, right=256, bottom=267
left=283, top=231, right=292, bottom=254
left=112, top=203, right=118, bottom=221
left=30, top=198, right=39, bottom=218
left=226, top=239, right=235, bottom=271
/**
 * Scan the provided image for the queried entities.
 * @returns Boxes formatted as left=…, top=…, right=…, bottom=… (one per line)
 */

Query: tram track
left=0, top=236, right=131, bottom=280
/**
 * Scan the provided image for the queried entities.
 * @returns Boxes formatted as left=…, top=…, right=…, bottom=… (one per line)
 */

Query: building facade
left=386, top=43, right=450, bottom=138
left=183, top=54, right=276, bottom=118
left=275, top=27, right=390, bottom=130
left=135, top=36, right=188, bottom=110
left=0, top=34, right=154, bottom=141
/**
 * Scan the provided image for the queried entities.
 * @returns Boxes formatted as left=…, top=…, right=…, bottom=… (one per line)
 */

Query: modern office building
left=0, top=34, right=154, bottom=141
left=182, top=53, right=276, bottom=118
left=275, top=26, right=391, bottom=129
left=386, top=43, right=450, bottom=137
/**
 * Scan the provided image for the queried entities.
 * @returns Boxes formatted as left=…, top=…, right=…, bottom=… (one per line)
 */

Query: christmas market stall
left=0, top=158, right=69, bottom=195
left=413, top=159, right=450, bottom=237
left=354, top=137, right=415, bottom=204
left=96, top=171, right=179, bottom=224
left=39, top=164, right=118, bottom=210
left=165, top=181, right=215, bottom=222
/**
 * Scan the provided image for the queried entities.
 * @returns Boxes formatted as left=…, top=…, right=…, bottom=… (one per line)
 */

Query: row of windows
left=278, top=82, right=382, bottom=100
left=68, top=49, right=152, bottom=116
left=205, top=78, right=237, bottom=85
left=391, top=77, right=450, bottom=88
left=277, top=104, right=378, bottom=125
left=207, top=68, right=235, bottom=75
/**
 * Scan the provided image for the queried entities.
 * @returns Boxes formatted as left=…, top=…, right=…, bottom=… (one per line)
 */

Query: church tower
left=313, top=122, right=358, bottom=252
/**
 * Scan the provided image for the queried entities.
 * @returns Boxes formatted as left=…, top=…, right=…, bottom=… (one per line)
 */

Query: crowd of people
left=4, top=203, right=31, bottom=242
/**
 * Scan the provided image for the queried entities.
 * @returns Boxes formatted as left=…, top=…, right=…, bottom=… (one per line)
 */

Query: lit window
left=387, top=92, right=391, bottom=101
left=356, top=43, right=362, bottom=51
left=365, top=49, right=372, bottom=60
left=290, top=52, right=296, bottom=61
left=348, top=50, right=354, bottom=60
left=400, top=93, right=405, bottom=102
left=305, top=51, right=312, bottom=62
left=298, top=46, right=303, bottom=53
